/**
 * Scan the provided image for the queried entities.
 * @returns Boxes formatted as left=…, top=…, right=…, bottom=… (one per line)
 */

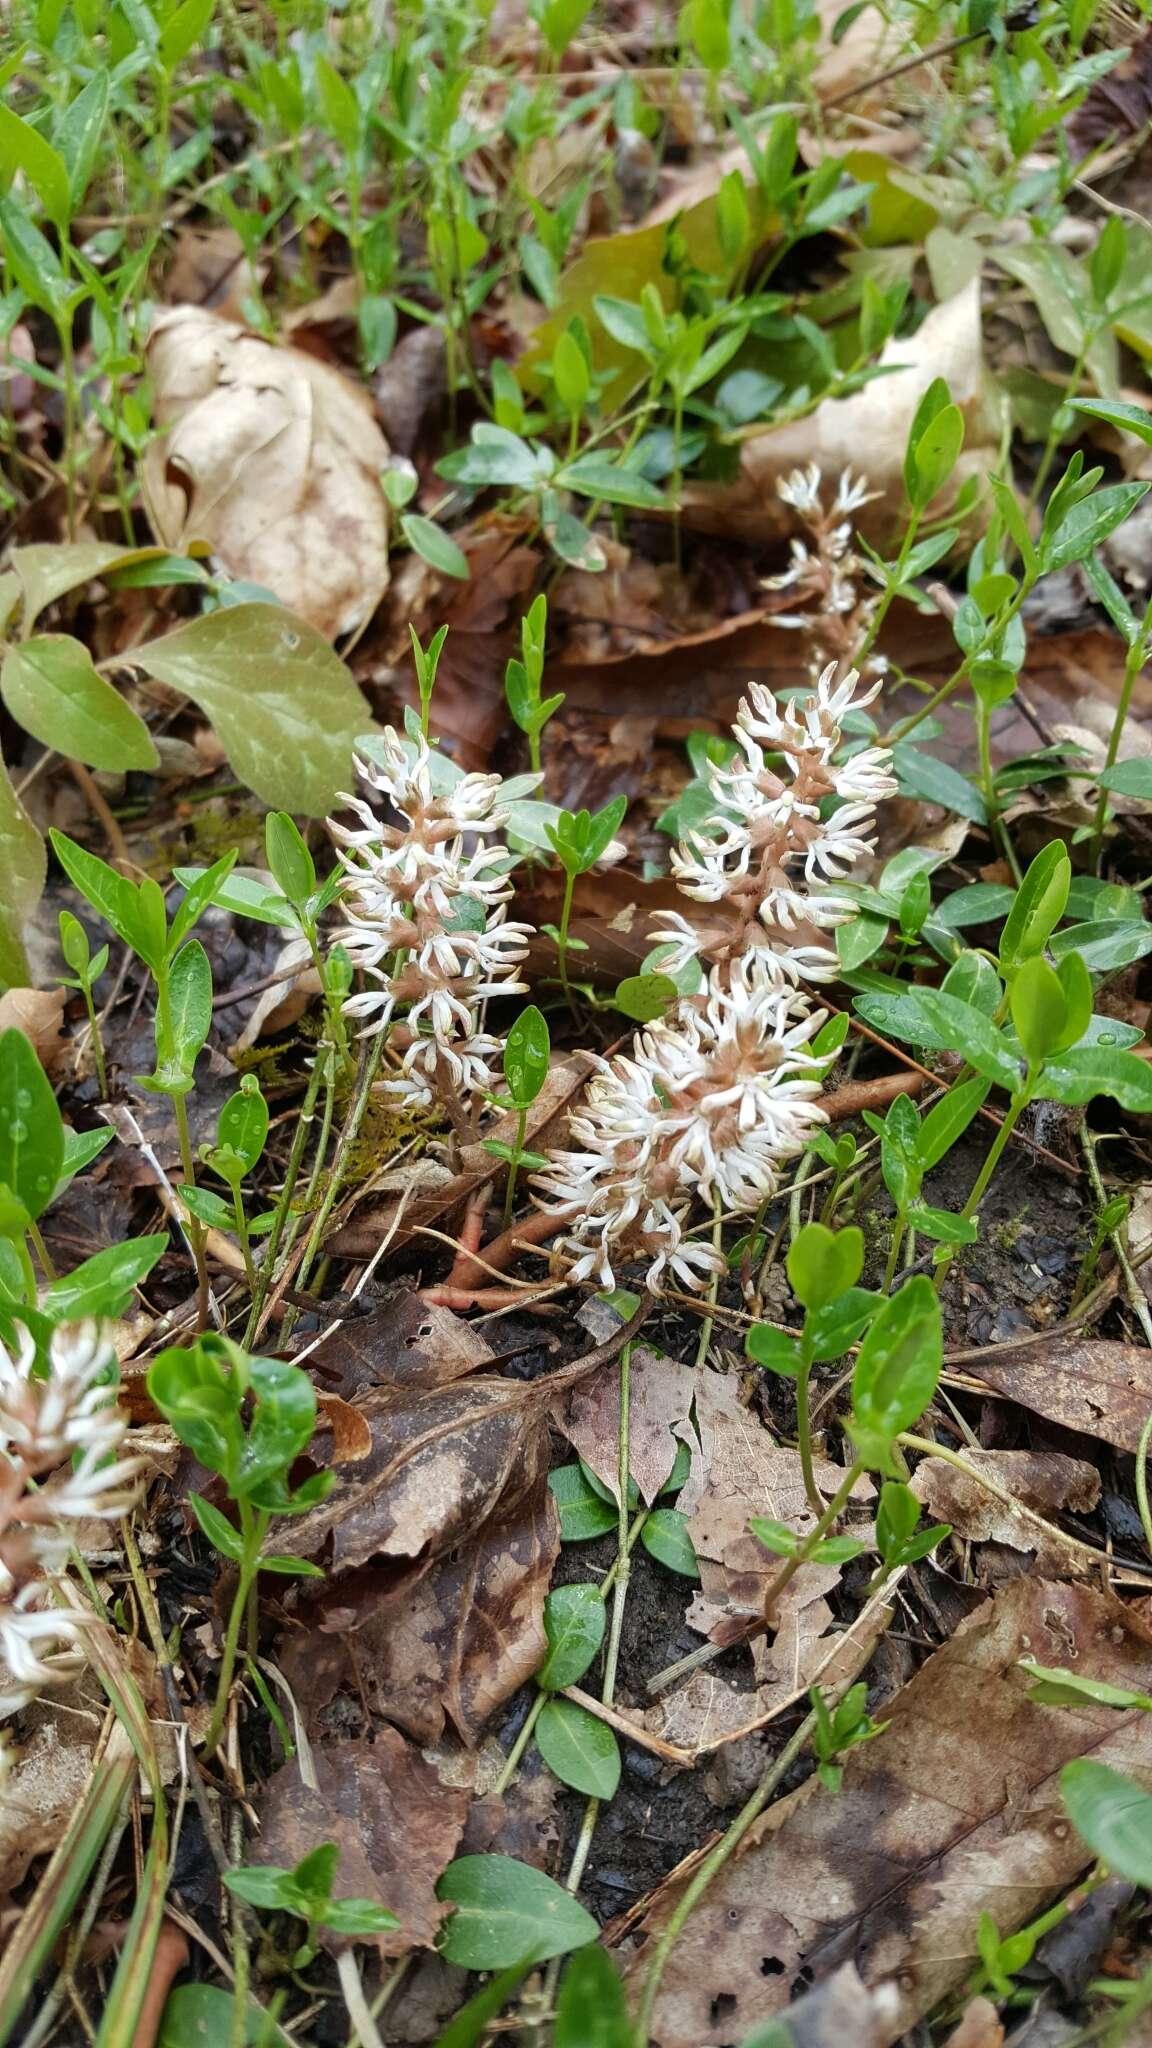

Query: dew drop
left=8, top=1120, right=27, bottom=1144
left=14, top=1089, right=31, bottom=1110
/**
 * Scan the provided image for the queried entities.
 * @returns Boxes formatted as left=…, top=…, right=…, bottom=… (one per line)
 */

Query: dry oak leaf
left=961, top=1334, right=1152, bottom=1454
left=314, top=1289, right=494, bottom=1403
left=630, top=1576, right=1152, bottom=2048
left=679, top=283, right=1003, bottom=545
left=911, top=1449, right=1101, bottom=1577
left=253, top=1732, right=469, bottom=1955
left=143, top=306, right=390, bottom=639
left=280, top=1375, right=552, bottom=1573
left=557, top=1343, right=698, bottom=1507
left=684, top=1368, right=873, bottom=1680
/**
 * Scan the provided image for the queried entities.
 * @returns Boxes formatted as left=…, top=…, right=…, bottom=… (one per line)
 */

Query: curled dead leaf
left=911, top=1449, right=1101, bottom=1577
left=680, top=284, right=1003, bottom=545
left=143, top=307, right=390, bottom=639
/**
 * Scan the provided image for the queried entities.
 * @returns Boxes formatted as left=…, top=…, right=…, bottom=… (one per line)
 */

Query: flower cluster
left=0, top=1324, right=141, bottom=1724
left=535, top=961, right=829, bottom=1290
left=331, top=731, right=533, bottom=1113
left=536, top=662, right=897, bottom=1290
left=765, top=464, right=881, bottom=677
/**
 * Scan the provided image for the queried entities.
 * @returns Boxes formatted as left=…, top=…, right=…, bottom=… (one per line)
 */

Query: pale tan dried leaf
left=0, top=1691, right=103, bottom=1893
left=680, top=284, right=1003, bottom=544
left=962, top=1335, right=1152, bottom=1453
left=557, top=1344, right=698, bottom=1506
left=235, top=935, right=318, bottom=1048
left=316, top=1392, right=374, bottom=1465
left=0, top=988, right=66, bottom=1074
left=632, top=1578, right=1152, bottom=2048
left=911, top=1450, right=1101, bottom=1576
left=143, top=307, right=390, bottom=639
left=943, top=1999, right=1006, bottom=2048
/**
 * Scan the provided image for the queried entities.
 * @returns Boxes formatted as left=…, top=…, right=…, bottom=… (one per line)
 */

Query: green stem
left=242, top=1050, right=325, bottom=1348
left=556, top=867, right=576, bottom=1014
left=27, top=1219, right=58, bottom=1285
left=759, top=1461, right=864, bottom=1619
left=202, top=1509, right=265, bottom=1763
left=632, top=1705, right=820, bottom=2047
left=81, top=979, right=109, bottom=1099
left=503, top=1106, right=527, bottom=1230
left=494, top=1691, right=546, bottom=1796
left=232, top=1185, right=257, bottom=1294
left=935, top=1087, right=1030, bottom=1287
left=882, top=1209, right=906, bottom=1294
left=292, top=1033, right=384, bottom=1301
left=854, top=509, right=922, bottom=670
left=1028, top=341, right=1091, bottom=512
left=1091, top=624, right=1149, bottom=871
left=795, top=1345, right=821, bottom=1519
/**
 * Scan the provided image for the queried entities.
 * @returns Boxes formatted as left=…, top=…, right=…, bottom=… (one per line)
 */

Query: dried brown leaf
left=911, top=1450, right=1101, bottom=1577
left=684, top=1369, right=872, bottom=1678
left=315, top=1291, right=494, bottom=1402
left=143, top=307, right=390, bottom=639
left=281, top=1376, right=551, bottom=1572
left=557, top=1344, right=698, bottom=1506
left=943, top=2000, right=1006, bottom=2048
left=317, top=1462, right=560, bottom=1745
left=254, top=1732, right=469, bottom=1954
left=631, top=1578, right=1152, bottom=2048
left=0, top=988, right=66, bottom=1074
left=962, top=1336, right=1152, bottom=1453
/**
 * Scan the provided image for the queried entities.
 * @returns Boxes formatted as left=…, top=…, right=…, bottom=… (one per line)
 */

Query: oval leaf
left=536, top=1699, right=621, bottom=1799
left=1, top=637, right=158, bottom=772
left=436, top=1855, right=598, bottom=1968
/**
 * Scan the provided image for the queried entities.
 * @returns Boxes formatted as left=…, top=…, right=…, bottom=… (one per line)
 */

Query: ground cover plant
left=16, top=0, right=1152, bottom=2043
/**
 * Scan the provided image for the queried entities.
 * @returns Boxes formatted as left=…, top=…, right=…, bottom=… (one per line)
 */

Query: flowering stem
left=854, top=509, right=922, bottom=670
left=693, top=1196, right=726, bottom=1367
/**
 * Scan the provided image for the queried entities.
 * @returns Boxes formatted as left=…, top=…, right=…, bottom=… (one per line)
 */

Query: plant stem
left=173, top=1088, right=210, bottom=1331
left=232, top=1186, right=257, bottom=1293
left=242, top=1051, right=325, bottom=1348
left=1091, top=621, right=1150, bottom=871
left=81, top=979, right=109, bottom=1099
left=693, top=1195, right=725, bottom=1366
left=934, top=1087, right=1029, bottom=1287
left=202, top=1509, right=265, bottom=1763
left=759, top=1461, right=864, bottom=1619
left=633, top=1705, right=820, bottom=2046
left=794, top=1342, right=821, bottom=1519
left=292, top=1032, right=385, bottom=1300
left=854, top=510, right=922, bottom=670
left=1137, top=1406, right=1152, bottom=1562
left=27, top=1220, right=57, bottom=1285
left=503, top=1106, right=527, bottom=1229
left=494, top=1692, right=546, bottom=1796
left=556, top=868, right=576, bottom=1013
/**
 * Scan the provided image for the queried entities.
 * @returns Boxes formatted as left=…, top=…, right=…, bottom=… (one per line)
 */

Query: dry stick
left=68, top=759, right=132, bottom=868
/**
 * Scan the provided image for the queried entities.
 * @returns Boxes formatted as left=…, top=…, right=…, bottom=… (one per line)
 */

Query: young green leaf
left=850, top=1276, right=942, bottom=1469
left=0, top=1026, right=65, bottom=1224
left=1061, top=1760, right=1152, bottom=1887
left=554, top=1946, right=631, bottom=2048
left=436, top=1855, right=597, bottom=1968
left=548, top=1464, right=618, bottom=1541
left=639, top=1507, right=699, bottom=1578
left=537, top=1585, right=606, bottom=1690
left=49, top=831, right=162, bottom=969
left=998, top=842, right=1071, bottom=974
left=536, top=1698, right=621, bottom=1799
left=786, top=1223, right=864, bottom=1313
left=44, top=1235, right=166, bottom=1320
left=264, top=813, right=316, bottom=912
left=190, top=1493, right=245, bottom=1562
left=1, top=638, right=159, bottom=773
left=504, top=1005, right=550, bottom=1109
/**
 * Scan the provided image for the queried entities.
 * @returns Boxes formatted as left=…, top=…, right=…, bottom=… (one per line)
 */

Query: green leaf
left=850, top=1276, right=942, bottom=1467
left=258, top=1553, right=326, bottom=1576
left=241, top=1354, right=319, bottom=1500
left=999, top=842, right=1071, bottom=973
left=0, top=104, right=71, bottom=228
left=157, top=1983, right=292, bottom=2047
left=903, top=376, right=952, bottom=501
left=1049, top=919, right=1152, bottom=973
left=45, top=1234, right=166, bottom=1319
left=0, top=1026, right=64, bottom=1223
left=157, top=0, right=216, bottom=68
left=55, top=73, right=110, bottom=208
left=941, top=950, right=1002, bottom=1016
left=1022, top=1662, right=1152, bottom=1711
left=639, top=1507, right=699, bottom=1578
left=746, top=1323, right=802, bottom=1376
left=805, top=1286, right=882, bottom=1362
left=908, top=1204, right=978, bottom=1245
left=216, top=1079, right=269, bottom=1176
left=1041, top=1046, right=1152, bottom=1112
left=554, top=1946, right=631, bottom=2048
left=1098, top=758, right=1152, bottom=798
left=1043, top=483, right=1150, bottom=573
left=9, top=543, right=181, bottom=631
left=1071, top=396, right=1152, bottom=446
left=163, top=940, right=213, bottom=1080
left=437, top=428, right=549, bottom=490
left=1011, top=955, right=1069, bottom=1065
left=612, top=973, right=678, bottom=1023
left=749, top=1518, right=800, bottom=1557
left=170, top=848, right=238, bottom=952
left=134, top=604, right=370, bottom=815
left=855, top=988, right=1021, bottom=1091
left=173, top=867, right=291, bottom=928
left=890, top=742, right=986, bottom=823
left=54, top=1125, right=114, bottom=1199
left=786, top=1222, right=864, bottom=1312
left=1061, top=1761, right=1152, bottom=1886
left=0, top=746, right=45, bottom=987
left=536, top=1699, right=621, bottom=1798
left=935, top=882, right=1016, bottom=930
left=401, top=514, right=470, bottom=580
left=917, top=1075, right=991, bottom=1168
left=264, top=814, right=315, bottom=913
left=561, top=455, right=666, bottom=509
left=538, top=1584, right=606, bottom=1690
left=322, top=1896, right=400, bottom=1935
left=910, top=402, right=964, bottom=507
left=179, top=1184, right=234, bottom=1229
left=436, top=1855, right=598, bottom=1968
left=189, top=1492, right=244, bottom=1561
left=49, top=832, right=160, bottom=968
left=836, top=910, right=889, bottom=971
left=548, top=1464, right=618, bottom=1541
left=504, top=1005, right=550, bottom=1109
left=224, top=1863, right=301, bottom=1911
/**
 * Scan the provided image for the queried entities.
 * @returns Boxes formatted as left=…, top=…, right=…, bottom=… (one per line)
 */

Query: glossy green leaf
left=1043, top=483, right=1150, bottom=572
left=49, top=831, right=161, bottom=968
left=536, top=1698, right=621, bottom=1798
left=786, top=1222, right=863, bottom=1312
left=264, top=813, right=316, bottom=913
left=917, top=1075, right=991, bottom=1168
left=1041, top=1046, right=1152, bottom=1111
left=216, top=1078, right=269, bottom=1176
left=170, top=849, right=238, bottom=952
left=538, top=1584, right=606, bottom=1689
left=554, top=1946, right=631, bottom=2048
left=907, top=1204, right=978, bottom=1244
left=1023, top=1662, right=1152, bottom=1711
left=549, top=1464, right=618, bottom=1541
left=0, top=747, right=45, bottom=987
left=613, top=972, right=678, bottom=1022
left=401, top=514, right=470, bottom=580
left=436, top=1855, right=597, bottom=1967
left=504, top=1005, right=550, bottom=1109
left=1061, top=1761, right=1152, bottom=1886
left=850, top=1276, right=942, bottom=1467
left=639, top=1507, right=699, bottom=1578
left=0, top=1026, right=64, bottom=1223
left=1, top=637, right=158, bottom=772
left=189, top=1492, right=244, bottom=1562
left=855, top=988, right=1020, bottom=1090
left=9, top=543, right=180, bottom=631
left=1049, top=919, right=1152, bottom=973
left=0, top=104, right=70, bottom=227
left=180, top=1184, right=234, bottom=1229
left=805, top=1286, right=883, bottom=1361
left=134, top=604, right=370, bottom=815
left=999, top=842, right=1071, bottom=973
left=44, top=1234, right=166, bottom=1320
left=746, top=1323, right=802, bottom=1376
